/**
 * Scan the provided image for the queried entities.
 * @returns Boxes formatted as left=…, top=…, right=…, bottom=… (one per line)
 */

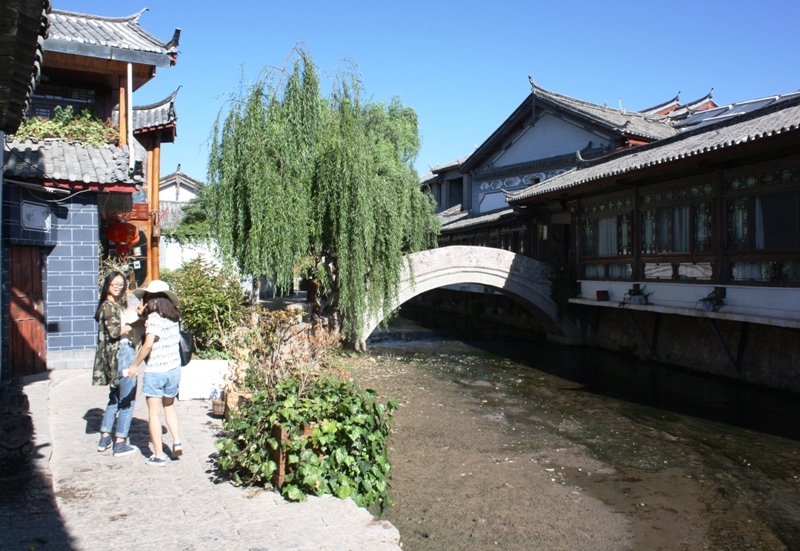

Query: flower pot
left=224, top=390, right=252, bottom=418
left=212, top=398, right=225, bottom=417
left=630, top=295, right=645, bottom=305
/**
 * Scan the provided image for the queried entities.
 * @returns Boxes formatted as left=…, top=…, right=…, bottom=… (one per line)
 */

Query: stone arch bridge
left=360, top=246, right=578, bottom=345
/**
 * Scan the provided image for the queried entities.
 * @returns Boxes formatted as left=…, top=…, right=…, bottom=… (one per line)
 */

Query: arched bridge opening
left=361, top=246, right=575, bottom=343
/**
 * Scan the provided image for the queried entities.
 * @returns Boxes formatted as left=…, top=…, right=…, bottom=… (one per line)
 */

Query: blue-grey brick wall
left=2, top=185, right=99, bottom=376
left=45, top=195, right=99, bottom=354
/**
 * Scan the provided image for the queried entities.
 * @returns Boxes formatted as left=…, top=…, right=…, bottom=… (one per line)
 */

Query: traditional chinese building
left=2, top=7, right=180, bottom=377
left=507, top=91, right=800, bottom=391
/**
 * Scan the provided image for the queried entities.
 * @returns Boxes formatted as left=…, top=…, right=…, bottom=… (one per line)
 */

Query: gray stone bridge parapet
left=361, top=246, right=579, bottom=344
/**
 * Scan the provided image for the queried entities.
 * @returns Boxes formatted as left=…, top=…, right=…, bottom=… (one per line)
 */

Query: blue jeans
left=100, top=342, right=137, bottom=439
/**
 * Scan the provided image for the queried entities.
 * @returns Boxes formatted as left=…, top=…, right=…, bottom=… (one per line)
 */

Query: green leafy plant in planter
left=620, top=284, right=652, bottom=307
left=698, top=289, right=725, bottom=312
left=215, top=375, right=397, bottom=511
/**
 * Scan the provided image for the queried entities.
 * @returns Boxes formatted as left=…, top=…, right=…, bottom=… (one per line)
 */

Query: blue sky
left=56, top=1, right=800, bottom=182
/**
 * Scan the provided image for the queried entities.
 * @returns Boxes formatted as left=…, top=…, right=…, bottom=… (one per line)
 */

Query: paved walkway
left=2, top=369, right=400, bottom=551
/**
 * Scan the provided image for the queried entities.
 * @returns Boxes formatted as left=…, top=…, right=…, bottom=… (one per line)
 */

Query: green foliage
left=161, top=257, right=247, bottom=351
left=207, top=50, right=440, bottom=342
left=620, top=284, right=653, bottom=307
left=698, top=289, right=725, bottom=311
left=16, top=106, right=119, bottom=146
left=215, top=375, right=398, bottom=511
left=164, top=185, right=213, bottom=244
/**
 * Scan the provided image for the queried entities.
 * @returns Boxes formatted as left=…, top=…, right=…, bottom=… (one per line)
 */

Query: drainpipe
left=127, top=63, right=134, bottom=171
left=0, top=130, right=4, bottom=379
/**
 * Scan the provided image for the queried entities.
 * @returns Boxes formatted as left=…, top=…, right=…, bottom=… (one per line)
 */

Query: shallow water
left=349, top=319, right=800, bottom=550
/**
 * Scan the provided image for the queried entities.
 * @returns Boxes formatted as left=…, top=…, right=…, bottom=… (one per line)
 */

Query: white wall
left=160, top=238, right=219, bottom=271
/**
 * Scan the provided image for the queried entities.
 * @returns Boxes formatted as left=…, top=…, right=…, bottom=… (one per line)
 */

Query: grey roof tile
left=508, top=95, right=800, bottom=203
left=46, top=9, right=179, bottom=67
left=112, top=87, right=179, bottom=132
left=441, top=207, right=518, bottom=231
left=3, top=136, right=145, bottom=184
left=531, top=82, right=678, bottom=141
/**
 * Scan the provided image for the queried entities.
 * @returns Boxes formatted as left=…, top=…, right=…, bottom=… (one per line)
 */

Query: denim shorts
left=142, top=366, right=182, bottom=398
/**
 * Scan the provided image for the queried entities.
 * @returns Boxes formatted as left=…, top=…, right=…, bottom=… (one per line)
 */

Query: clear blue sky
left=57, top=0, right=800, bottom=182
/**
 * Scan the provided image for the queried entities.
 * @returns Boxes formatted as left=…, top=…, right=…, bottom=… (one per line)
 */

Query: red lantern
left=106, top=221, right=138, bottom=257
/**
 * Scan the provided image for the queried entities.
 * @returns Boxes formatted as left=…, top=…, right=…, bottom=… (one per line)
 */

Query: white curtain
left=597, top=217, right=617, bottom=256
left=732, top=262, right=770, bottom=281
left=608, top=263, right=631, bottom=278
left=673, top=205, right=690, bottom=252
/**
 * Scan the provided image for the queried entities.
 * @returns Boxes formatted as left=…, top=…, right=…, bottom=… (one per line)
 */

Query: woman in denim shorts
left=128, top=280, right=183, bottom=467
left=92, top=271, right=141, bottom=457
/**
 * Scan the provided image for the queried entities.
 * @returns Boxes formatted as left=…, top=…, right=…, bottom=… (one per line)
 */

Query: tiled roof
left=160, top=168, right=202, bottom=189
left=440, top=208, right=516, bottom=232
left=3, top=137, right=144, bottom=184
left=673, top=90, right=800, bottom=130
left=507, top=94, right=800, bottom=203
left=530, top=81, right=678, bottom=141
left=46, top=9, right=179, bottom=67
left=112, top=88, right=179, bottom=132
left=431, top=155, right=470, bottom=173
left=638, top=90, right=716, bottom=118
left=0, top=0, right=49, bottom=134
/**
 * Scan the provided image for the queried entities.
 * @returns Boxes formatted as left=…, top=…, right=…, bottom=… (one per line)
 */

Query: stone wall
left=572, top=305, right=800, bottom=393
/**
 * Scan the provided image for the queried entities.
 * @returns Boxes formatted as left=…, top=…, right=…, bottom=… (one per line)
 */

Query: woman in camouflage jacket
left=92, top=271, right=139, bottom=457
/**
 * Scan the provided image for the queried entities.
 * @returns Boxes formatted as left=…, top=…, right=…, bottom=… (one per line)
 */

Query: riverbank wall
left=402, top=289, right=800, bottom=394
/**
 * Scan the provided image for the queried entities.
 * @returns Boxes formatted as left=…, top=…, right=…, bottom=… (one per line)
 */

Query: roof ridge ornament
left=133, top=8, right=149, bottom=22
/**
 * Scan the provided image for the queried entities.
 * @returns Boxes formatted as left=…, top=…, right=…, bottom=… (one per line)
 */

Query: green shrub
left=16, top=106, right=119, bottom=146
left=162, top=257, right=246, bottom=351
left=215, top=375, right=397, bottom=511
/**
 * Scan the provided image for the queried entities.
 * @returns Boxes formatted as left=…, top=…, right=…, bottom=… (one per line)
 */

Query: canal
left=346, top=317, right=800, bottom=551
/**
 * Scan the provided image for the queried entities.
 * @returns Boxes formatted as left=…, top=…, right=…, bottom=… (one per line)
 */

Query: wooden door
left=9, top=246, right=46, bottom=376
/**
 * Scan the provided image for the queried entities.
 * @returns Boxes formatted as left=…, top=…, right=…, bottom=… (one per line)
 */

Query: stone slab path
left=2, top=369, right=400, bottom=551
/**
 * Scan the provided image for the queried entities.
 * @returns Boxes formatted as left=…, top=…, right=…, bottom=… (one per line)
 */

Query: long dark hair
left=143, top=293, right=181, bottom=322
left=95, top=271, right=124, bottom=322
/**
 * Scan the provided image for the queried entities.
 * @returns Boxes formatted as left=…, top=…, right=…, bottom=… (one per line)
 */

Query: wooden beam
left=43, top=51, right=153, bottom=79
left=625, top=309, right=655, bottom=357
left=736, top=322, right=749, bottom=375
left=706, top=318, right=738, bottom=372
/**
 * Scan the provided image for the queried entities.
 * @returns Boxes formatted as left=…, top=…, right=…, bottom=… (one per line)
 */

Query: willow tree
left=207, top=53, right=439, bottom=346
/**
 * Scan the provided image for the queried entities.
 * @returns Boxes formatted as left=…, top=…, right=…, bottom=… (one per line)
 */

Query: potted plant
left=622, top=284, right=652, bottom=306
left=698, top=289, right=725, bottom=312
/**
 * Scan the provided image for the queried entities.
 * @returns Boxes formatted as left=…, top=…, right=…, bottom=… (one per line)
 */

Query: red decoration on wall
left=106, top=221, right=138, bottom=257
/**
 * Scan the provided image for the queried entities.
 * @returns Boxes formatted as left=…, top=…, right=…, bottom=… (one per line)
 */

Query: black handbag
left=179, top=324, right=194, bottom=366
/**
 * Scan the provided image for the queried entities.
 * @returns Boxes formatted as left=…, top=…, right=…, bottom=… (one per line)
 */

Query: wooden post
left=118, top=77, right=127, bottom=146
left=151, top=137, right=161, bottom=280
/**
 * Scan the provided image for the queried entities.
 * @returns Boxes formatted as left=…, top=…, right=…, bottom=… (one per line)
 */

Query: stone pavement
left=1, top=369, right=401, bottom=551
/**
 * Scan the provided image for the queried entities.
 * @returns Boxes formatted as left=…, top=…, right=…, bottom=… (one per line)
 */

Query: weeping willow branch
left=207, top=50, right=439, bottom=343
